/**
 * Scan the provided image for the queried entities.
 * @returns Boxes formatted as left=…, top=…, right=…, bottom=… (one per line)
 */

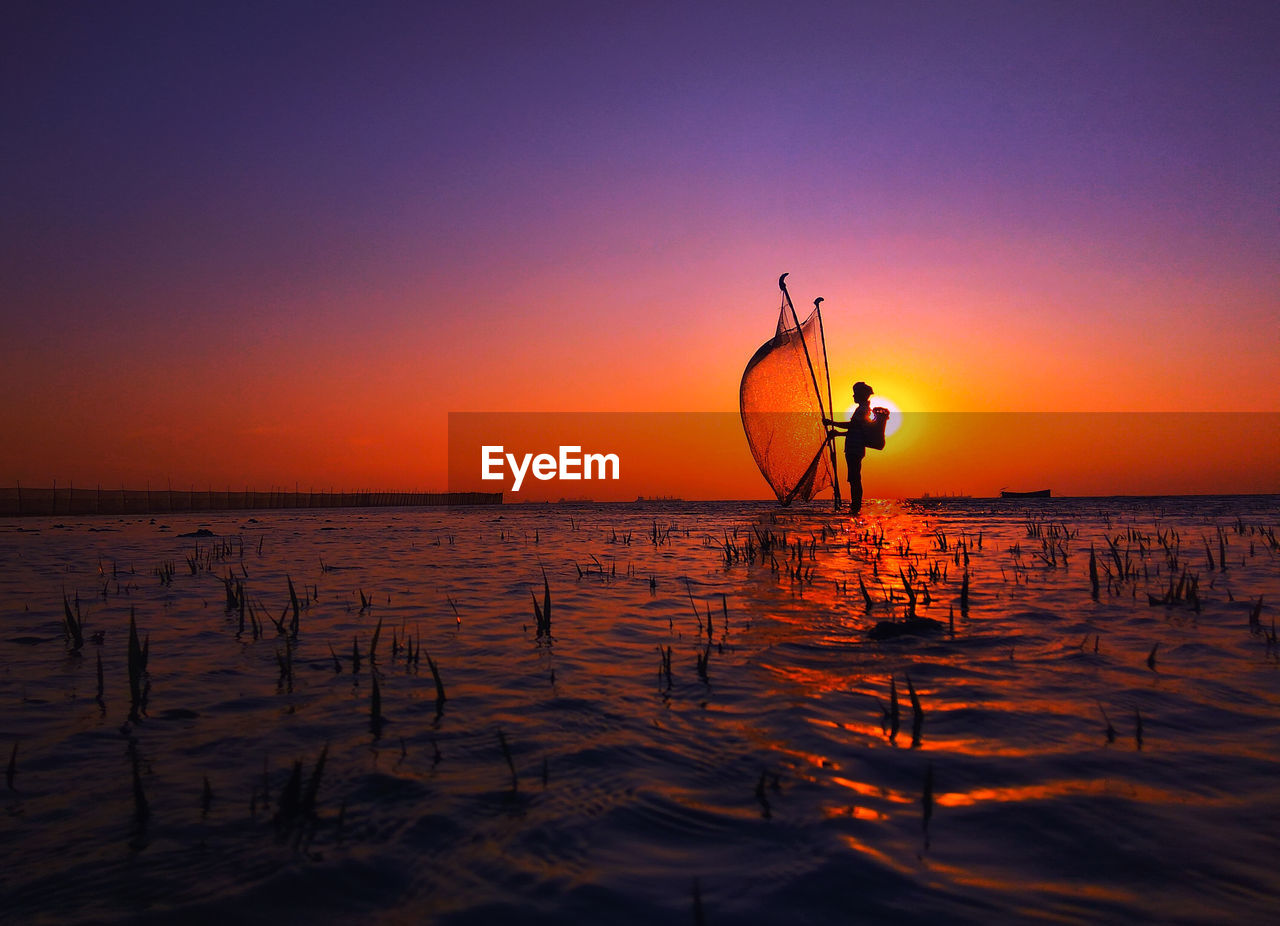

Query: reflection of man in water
left=825, top=381, right=889, bottom=514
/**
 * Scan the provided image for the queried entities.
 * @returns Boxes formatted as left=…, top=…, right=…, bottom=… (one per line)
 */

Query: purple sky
left=2, top=1, right=1277, bottom=487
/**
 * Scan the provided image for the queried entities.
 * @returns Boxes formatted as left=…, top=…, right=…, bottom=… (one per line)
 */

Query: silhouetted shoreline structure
left=0, top=486, right=501, bottom=517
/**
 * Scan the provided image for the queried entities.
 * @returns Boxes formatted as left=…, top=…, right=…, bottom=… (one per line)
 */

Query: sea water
left=2, top=497, right=1278, bottom=924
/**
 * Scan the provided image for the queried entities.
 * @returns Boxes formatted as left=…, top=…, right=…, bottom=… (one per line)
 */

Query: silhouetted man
left=825, top=381, right=889, bottom=514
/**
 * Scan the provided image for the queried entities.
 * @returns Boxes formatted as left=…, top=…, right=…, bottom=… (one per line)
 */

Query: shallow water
left=2, top=497, right=1278, bottom=924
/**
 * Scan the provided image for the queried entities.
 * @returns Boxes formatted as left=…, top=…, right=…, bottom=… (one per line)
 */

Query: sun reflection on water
left=0, top=495, right=1277, bottom=923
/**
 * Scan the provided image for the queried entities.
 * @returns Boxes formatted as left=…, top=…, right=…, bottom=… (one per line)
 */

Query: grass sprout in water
left=0, top=496, right=1278, bottom=923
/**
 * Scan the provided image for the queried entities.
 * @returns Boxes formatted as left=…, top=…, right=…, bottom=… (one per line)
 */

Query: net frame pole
left=777, top=272, right=839, bottom=508
left=814, top=297, right=843, bottom=512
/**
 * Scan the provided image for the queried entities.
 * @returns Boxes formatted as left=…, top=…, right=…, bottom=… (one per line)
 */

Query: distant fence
left=0, top=487, right=503, bottom=517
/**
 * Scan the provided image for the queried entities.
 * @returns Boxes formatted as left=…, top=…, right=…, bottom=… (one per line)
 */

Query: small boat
left=1000, top=489, right=1051, bottom=498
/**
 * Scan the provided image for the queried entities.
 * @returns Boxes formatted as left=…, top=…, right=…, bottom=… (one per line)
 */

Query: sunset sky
left=3, top=2, right=1276, bottom=496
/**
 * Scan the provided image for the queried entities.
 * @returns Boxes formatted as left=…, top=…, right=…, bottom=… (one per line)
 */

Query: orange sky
left=444, top=413, right=1278, bottom=502
left=3, top=6, right=1277, bottom=498
left=2, top=267, right=1276, bottom=499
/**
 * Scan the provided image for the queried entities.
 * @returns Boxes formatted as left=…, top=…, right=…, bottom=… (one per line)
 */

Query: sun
left=844, top=394, right=903, bottom=439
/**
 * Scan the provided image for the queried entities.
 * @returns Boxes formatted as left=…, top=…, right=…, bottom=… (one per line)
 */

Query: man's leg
left=849, top=460, right=863, bottom=514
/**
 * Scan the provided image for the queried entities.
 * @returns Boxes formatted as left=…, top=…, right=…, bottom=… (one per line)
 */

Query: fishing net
left=740, top=302, right=835, bottom=504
